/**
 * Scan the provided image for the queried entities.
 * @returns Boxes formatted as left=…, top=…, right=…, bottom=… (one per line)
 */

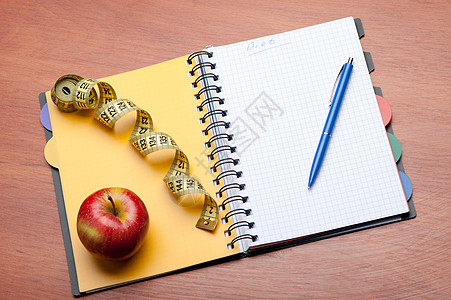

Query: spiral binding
left=224, top=221, right=254, bottom=237
left=194, top=86, right=222, bottom=99
left=219, top=195, right=248, bottom=211
left=202, top=121, right=230, bottom=136
left=210, top=158, right=239, bottom=173
left=192, top=73, right=218, bottom=88
left=205, top=133, right=233, bottom=148
left=227, top=234, right=258, bottom=250
left=222, top=208, right=252, bottom=223
left=197, top=97, right=224, bottom=112
left=188, top=50, right=258, bottom=250
left=208, top=145, right=236, bottom=160
left=186, top=51, right=213, bottom=65
left=189, top=62, right=216, bottom=76
left=200, top=110, right=228, bottom=124
left=216, top=183, right=245, bottom=198
left=213, top=170, right=242, bottom=186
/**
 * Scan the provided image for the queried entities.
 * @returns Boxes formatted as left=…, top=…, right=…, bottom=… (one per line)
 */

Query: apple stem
left=107, top=195, right=117, bottom=216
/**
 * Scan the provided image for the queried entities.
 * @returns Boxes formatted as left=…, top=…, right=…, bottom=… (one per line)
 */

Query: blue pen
left=308, top=57, right=354, bottom=189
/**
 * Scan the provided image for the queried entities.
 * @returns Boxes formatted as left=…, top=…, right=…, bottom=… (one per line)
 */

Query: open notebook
left=40, top=17, right=413, bottom=295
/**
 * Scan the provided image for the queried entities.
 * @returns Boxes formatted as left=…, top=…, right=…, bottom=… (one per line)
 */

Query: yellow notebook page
left=44, top=55, right=239, bottom=293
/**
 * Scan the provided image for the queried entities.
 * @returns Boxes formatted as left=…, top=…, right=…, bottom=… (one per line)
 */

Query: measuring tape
left=51, top=74, right=218, bottom=231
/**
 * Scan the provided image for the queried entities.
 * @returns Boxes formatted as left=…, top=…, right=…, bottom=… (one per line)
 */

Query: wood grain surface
left=1, top=0, right=450, bottom=299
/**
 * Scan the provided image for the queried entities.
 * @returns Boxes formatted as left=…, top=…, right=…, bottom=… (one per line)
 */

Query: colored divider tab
left=399, top=171, right=413, bottom=201
left=376, top=95, right=392, bottom=126
left=388, top=133, right=402, bottom=162
left=40, top=103, right=52, bottom=132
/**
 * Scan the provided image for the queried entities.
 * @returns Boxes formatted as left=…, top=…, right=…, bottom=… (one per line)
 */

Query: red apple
left=77, top=187, right=149, bottom=261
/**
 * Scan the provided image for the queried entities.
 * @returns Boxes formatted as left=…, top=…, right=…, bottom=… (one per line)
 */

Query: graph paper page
left=209, top=17, right=409, bottom=248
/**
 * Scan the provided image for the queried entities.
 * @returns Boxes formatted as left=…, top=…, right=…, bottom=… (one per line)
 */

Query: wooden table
left=1, top=1, right=450, bottom=298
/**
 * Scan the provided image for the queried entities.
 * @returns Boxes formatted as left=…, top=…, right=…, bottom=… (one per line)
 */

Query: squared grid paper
left=210, top=17, right=409, bottom=248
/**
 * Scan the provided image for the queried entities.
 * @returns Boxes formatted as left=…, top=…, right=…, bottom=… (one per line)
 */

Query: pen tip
left=307, top=186, right=311, bottom=190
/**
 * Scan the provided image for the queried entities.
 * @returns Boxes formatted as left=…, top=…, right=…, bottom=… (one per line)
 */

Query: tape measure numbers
left=51, top=74, right=218, bottom=231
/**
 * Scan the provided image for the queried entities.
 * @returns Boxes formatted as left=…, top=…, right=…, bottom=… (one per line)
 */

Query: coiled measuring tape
left=51, top=74, right=218, bottom=231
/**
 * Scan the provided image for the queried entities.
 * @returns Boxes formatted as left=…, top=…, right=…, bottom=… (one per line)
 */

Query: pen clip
left=329, top=65, right=344, bottom=106
left=329, top=58, right=353, bottom=106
